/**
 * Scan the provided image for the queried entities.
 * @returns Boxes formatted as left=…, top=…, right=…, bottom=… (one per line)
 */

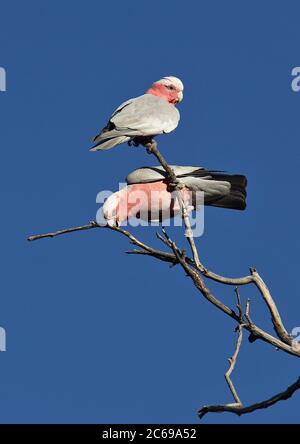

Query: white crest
left=155, top=76, right=184, bottom=91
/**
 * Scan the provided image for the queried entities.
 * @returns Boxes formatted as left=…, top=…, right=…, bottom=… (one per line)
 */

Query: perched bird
left=90, top=76, right=183, bottom=151
left=102, top=165, right=247, bottom=226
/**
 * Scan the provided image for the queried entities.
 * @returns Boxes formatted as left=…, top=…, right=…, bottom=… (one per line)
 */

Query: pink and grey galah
left=102, top=166, right=247, bottom=226
left=90, top=76, right=183, bottom=151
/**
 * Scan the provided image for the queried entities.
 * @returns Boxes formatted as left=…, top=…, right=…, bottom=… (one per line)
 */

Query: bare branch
left=250, top=268, right=292, bottom=345
left=198, top=295, right=300, bottom=419
left=196, top=304, right=245, bottom=418
left=199, top=376, right=300, bottom=418
left=27, top=220, right=300, bottom=358
left=27, top=221, right=100, bottom=241
left=155, top=230, right=300, bottom=358
left=28, top=223, right=293, bottom=346
left=235, top=287, right=243, bottom=321
left=201, top=270, right=253, bottom=285
left=244, top=298, right=253, bottom=325
left=158, top=229, right=239, bottom=319
left=225, top=325, right=244, bottom=406
left=125, top=249, right=178, bottom=265
left=28, top=221, right=178, bottom=265
left=27, top=138, right=300, bottom=418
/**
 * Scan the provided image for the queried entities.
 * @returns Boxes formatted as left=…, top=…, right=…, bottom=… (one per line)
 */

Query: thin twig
left=244, top=298, right=252, bottom=325
left=224, top=324, right=244, bottom=406
left=235, top=287, right=243, bottom=321
left=27, top=221, right=100, bottom=241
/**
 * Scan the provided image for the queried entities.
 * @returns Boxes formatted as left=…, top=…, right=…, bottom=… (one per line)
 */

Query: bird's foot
left=168, top=180, right=184, bottom=191
left=145, top=139, right=157, bottom=154
left=145, top=143, right=154, bottom=154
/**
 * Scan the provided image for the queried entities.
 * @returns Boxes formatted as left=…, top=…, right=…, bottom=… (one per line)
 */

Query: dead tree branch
left=27, top=140, right=300, bottom=419
left=198, top=375, right=300, bottom=418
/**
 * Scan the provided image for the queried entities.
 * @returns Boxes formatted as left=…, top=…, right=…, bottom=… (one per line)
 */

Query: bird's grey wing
left=111, top=94, right=180, bottom=135
left=92, top=98, right=137, bottom=144
left=126, top=165, right=208, bottom=184
left=180, top=177, right=231, bottom=201
left=126, top=167, right=230, bottom=199
left=126, top=167, right=166, bottom=184
left=93, top=94, right=180, bottom=146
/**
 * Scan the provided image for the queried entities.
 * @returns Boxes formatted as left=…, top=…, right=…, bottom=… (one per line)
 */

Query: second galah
left=102, top=166, right=247, bottom=226
left=90, top=76, right=183, bottom=151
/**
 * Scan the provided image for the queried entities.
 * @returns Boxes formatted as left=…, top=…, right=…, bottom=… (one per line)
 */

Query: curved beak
left=177, top=91, right=183, bottom=103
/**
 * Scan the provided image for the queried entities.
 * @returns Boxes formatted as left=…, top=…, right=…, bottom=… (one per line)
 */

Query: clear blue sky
left=0, top=0, right=299, bottom=424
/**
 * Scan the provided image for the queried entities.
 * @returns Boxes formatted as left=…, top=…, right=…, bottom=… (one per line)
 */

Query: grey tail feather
left=206, top=173, right=247, bottom=210
left=90, top=136, right=130, bottom=151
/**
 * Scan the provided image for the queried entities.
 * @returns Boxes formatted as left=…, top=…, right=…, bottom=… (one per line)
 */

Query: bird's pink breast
left=116, top=181, right=192, bottom=223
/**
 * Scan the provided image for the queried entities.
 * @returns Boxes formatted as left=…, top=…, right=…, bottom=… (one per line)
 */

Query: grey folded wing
left=126, top=165, right=231, bottom=202
left=93, top=94, right=180, bottom=145
left=126, top=165, right=212, bottom=183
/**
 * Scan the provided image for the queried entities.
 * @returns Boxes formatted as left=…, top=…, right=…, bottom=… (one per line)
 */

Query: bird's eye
left=167, top=85, right=175, bottom=90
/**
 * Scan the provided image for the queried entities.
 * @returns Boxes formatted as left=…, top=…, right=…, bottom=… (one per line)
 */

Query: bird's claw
left=168, top=180, right=184, bottom=191
left=175, top=181, right=185, bottom=190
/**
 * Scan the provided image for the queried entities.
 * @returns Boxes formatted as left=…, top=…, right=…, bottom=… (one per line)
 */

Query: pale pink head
left=146, top=76, right=184, bottom=105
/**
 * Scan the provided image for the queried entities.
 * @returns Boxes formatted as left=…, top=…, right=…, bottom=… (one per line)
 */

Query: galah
left=90, top=76, right=183, bottom=151
left=102, top=166, right=247, bottom=226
